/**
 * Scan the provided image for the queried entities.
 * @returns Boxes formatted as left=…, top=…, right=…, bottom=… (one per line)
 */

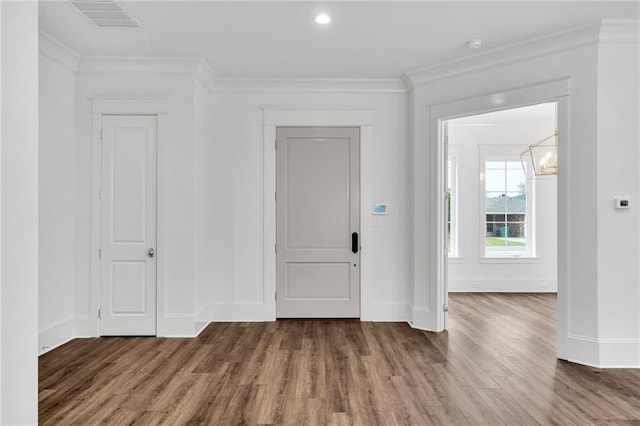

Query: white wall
left=38, top=53, right=77, bottom=352
left=410, top=20, right=640, bottom=367
left=1, top=2, right=39, bottom=423
left=448, top=116, right=558, bottom=292
left=211, top=90, right=411, bottom=321
left=70, top=75, right=411, bottom=330
left=595, top=36, right=640, bottom=366
left=193, top=79, right=227, bottom=332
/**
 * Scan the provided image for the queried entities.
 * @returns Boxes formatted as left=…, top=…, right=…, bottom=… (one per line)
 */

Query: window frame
left=447, top=155, right=459, bottom=257
left=479, top=146, right=534, bottom=258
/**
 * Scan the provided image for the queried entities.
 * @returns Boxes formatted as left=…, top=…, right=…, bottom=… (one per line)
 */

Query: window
left=447, top=157, right=458, bottom=256
left=484, top=160, right=529, bottom=256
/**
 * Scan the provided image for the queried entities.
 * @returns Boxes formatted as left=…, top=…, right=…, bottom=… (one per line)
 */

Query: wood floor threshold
left=39, top=293, right=640, bottom=425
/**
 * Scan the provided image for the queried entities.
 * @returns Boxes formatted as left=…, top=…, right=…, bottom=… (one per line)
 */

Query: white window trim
left=447, top=155, right=460, bottom=258
left=479, top=145, right=534, bottom=258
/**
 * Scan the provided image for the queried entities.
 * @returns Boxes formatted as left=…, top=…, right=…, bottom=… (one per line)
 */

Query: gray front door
left=276, top=127, right=360, bottom=318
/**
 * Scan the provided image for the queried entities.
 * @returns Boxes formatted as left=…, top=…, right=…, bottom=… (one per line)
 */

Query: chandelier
left=520, top=131, right=558, bottom=179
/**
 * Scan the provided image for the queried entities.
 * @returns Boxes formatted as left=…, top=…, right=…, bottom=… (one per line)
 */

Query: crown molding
left=76, top=56, right=406, bottom=93
left=38, top=30, right=80, bottom=73
left=194, top=59, right=219, bottom=92
left=404, top=21, right=601, bottom=88
left=599, top=19, right=640, bottom=43
left=405, top=19, right=639, bottom=88
left=40, top=18, right=636, bottom=94
left=213, top=77, right=407, bottom=93
left=77, top=56, right=201, bottom=76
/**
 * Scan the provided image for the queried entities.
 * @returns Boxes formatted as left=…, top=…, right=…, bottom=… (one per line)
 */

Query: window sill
left=479, top=256, right=541, bottom=264
left=448, top=257, right=465, bottom=264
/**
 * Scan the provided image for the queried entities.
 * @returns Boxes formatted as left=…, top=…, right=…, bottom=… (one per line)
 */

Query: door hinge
left=275, top=139, right=277, bottom=149
left=98, top=309, right=101, bottom=319
left=274, top=243, right=277, bottom=253
left=99, top=188, right=104, bottom=200
left=275, top=292, right=277, bottom=301
left=99, top=129, right=103, bottom=141
left=443, top=304, right=449, bottom=313
left=98, top=249, right=102, bottom=259
left=275, top=192, right=277, bottom=201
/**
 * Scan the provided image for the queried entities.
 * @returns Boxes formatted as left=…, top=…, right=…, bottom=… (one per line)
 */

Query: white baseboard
left=159, top=315, right=198, bottom=337
left=448, top=278, right=557, bottom=292
left=210, top=302, right=267, bottom=322
left=38, top=316, right=76, bottom=355
left=599, top=339, right=640, bottom=368
left=567, top=334, right=640, bottom=368
left=362, top=302, right=410, bottom=322
left=195, top=303, right=213, bottom=335
left=410, top=306, right=436, bottom=331
left=75, top=314, right=99, bottom=337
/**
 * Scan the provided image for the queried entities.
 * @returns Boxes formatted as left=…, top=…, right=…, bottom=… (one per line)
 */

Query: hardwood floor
left=39, top=293, right=640, bottom=424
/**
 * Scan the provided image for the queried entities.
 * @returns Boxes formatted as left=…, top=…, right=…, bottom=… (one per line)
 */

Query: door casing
left=88, top=98, right=167, bottom=337
left=426, top=79, right=569, bottom=360
left=263, top=109, right=374, bottom=321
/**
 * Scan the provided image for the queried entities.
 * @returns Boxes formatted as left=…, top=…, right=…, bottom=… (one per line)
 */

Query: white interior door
left=276, top=127, right=360, bottom=318
left=100, top=115, right=157, bottom=336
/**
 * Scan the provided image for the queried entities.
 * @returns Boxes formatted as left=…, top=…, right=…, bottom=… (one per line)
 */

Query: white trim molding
left=38, top=30, right=80, bottom=73
left=598, top=19, right=640, bottom=43
left=448, top=278, right=557, bottom=293
left=217, top=78, right=406, bottom=94
left=404, top=19, right=638, bottom=88
left=414, top=79, right=570, bottom=353
left=90, top=96, right=168, bottom=115
left=38, top=317, right=76, bottom=355
left=89, top=98, right=168, bottom=337
left=365, top=303, right=411, bottom=322
left=568, top=335, right=640, bottom=368
left=410, top=307, right=431, bottom=331
left=405, top=22, right=599, bottom=87
left=161, top=314, right=198, bottom=338
left=77, top=58, right=407, bottom=94
left=209, top=302, right=267, bottom=322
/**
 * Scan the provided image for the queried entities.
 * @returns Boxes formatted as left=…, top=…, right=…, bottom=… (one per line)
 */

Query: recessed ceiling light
left=467, top=39, right=482, bottom=49
left=314, top=14, right=331, bottom=25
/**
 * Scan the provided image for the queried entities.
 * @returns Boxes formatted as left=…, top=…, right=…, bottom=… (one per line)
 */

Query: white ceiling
left=39, top=1, right=639, bottom=79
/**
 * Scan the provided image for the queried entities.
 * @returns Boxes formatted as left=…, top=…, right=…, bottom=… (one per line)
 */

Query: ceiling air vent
left=69, top=0, right=142, bottom=28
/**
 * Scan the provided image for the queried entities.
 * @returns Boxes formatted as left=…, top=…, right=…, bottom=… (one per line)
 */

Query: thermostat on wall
left=371, top=203, right=388, bottom=215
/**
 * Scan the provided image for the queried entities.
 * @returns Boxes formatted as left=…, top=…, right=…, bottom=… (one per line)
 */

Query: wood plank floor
left=40, top=293, right=640, bottom=425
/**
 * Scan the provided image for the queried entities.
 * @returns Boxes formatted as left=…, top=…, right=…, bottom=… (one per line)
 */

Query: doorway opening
left=441, top=102, right=558, bottom=335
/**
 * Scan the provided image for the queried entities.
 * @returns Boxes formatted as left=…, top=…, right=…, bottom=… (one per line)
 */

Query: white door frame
left=89, top=97, right=168, bottom=336
left=428, top=78, right=569, bottom=359
left=263, top=109, right=374, bottom=321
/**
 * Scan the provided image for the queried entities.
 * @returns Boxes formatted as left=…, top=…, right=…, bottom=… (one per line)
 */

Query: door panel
left=110, top=261, right=147, bottom=313
left=276, top=127, right=360, bottom=318
left=286, top=138, right=350, bottom=248
left=101, top=115, right=157, bottom=336
left=286, top=262, right=351, bottom=299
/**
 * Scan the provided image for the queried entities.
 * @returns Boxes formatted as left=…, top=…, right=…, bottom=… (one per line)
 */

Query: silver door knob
left=147, top=248, right=155, bottom=258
